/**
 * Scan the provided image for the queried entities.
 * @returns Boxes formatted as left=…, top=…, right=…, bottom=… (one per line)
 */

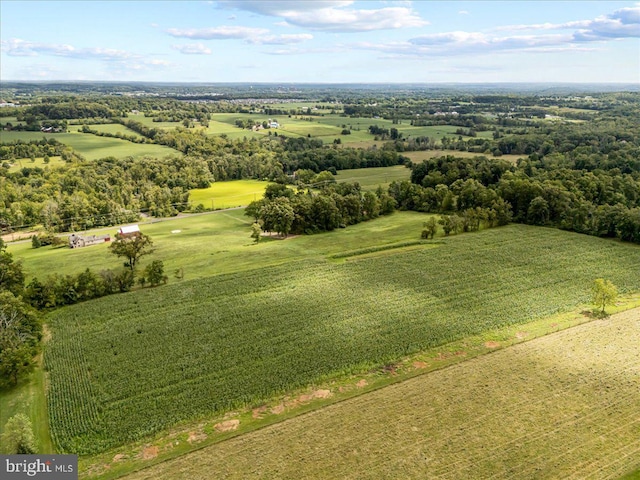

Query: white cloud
left=218, top=1, right=354, bottom=16
left=251, top=34, right=314, bottom=45
left=458, top=10, right=470, bottom=15
left=1, top=38, right=136, bottom=60
left=353, top=5, right=640, bottom=58
left=0, top=38, right=171, bottom=74
left=218, top=1, right=427, bottom=32
left=495, top=5, right=640, bottom=42
left=172, top=43, right=212, bottom=54
left=166, top=26, right=268, bottom=40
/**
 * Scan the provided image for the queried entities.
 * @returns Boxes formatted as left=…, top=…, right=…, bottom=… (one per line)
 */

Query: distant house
left=118, top=224, right=141, bottom=237
left=69, top=233, right=111, bottom=248
left=269, top=121, right=279, bottom=128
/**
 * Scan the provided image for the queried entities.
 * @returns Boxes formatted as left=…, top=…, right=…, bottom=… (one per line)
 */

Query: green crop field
left=124, top=307, right=640, bottom=480
left=43, top=226, right=640, bottom=454
left=336, top=165, right=411, bottom=190
left=0, top=131, right=180, bottom=160
left=189, top=179, right=268, bottom=209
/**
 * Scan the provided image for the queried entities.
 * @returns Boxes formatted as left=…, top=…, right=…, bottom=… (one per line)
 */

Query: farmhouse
left=68, top=233, right=111, bottom=248
left=118, top=224, right=141, bottom=237
left=269, top=121, right=280, bottom=128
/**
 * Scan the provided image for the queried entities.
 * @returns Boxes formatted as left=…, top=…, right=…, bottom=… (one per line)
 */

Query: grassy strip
left=0, top=334, right=54, bottom=454
left=328, top=240, right=437, bottom=259
left=80, top=293, right=640, bottom=479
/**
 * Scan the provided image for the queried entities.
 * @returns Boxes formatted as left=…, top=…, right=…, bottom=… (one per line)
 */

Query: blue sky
left=1, top=1, right=639, bottom=83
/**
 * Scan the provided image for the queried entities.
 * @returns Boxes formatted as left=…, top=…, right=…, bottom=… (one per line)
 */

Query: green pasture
left=9, top=210, right=430, bottom=282
left=336, top=165, right=411, bottom=190
left=189, top=179, right=268, bottom=209
left=7, top=155, right=66, bottom=172
left=0, top=131, right=180, bottom=160
left=42, top=225, right=640, bottom=454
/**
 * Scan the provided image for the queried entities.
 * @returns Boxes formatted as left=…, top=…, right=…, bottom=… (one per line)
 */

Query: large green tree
left=1, top=414, right=37, bottom=454
left=0, top=292, right=41, bottom=387
left=109, top=233, right=154, bottom=271
left=591, top=278, right=618, bottom=314
left=0, top=239, right=25, bottom=296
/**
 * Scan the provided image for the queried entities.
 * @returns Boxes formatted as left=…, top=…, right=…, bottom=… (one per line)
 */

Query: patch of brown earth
left=141, top=446, right=159, bottom=460
left=413, top=361, right=427, bottom=369
left=356, top=379, right=368, bottom=387
left=271, top=404, right=285, bottom=415
left=252, top=405, right=268, bottom=419
left=299, top=394, right=313, bottom=402
left=313, top=389, right=332, bottom=399
left=187, top=432, right=207, bottom=444
left=214, top=420, right=240, bottom=432
left=454, top=350, right=467, bottom=356
left=112, top=454, right=126, bottom=462
left=515, top=331, right=528, bottom=339
left=484, top=341, right=501, bottom=348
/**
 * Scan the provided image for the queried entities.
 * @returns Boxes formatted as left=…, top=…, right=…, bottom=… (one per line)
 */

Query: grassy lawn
left=189, top=179, right=268, bottom=209
left=336, top=165, right=411, bottom=190
left=9, top=210, right=431, bottom=282
left=7, top=155, right=66, bottom=172
left=0, top=131, right=180, bottom=160
left=121, top=306, right=640, bottom=480
left=0, top=350, right=53, bottom=454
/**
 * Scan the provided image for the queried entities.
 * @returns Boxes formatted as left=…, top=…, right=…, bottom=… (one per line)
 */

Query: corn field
left=44, top=224, right=640, bottom=454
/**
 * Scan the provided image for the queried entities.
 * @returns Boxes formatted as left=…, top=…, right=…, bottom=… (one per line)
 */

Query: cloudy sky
left=1, top=1, right=639, bottom=83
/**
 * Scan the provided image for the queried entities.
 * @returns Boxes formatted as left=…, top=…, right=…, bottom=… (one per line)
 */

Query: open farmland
left=44, top=226, right=640, bottom=454
left=188, top=179, right=268, bottom=209
left=335, top=165, right=411, bottom=190
left=124, top=307, right=640, bottom=480
left=0, top=131, right=179, bottom=160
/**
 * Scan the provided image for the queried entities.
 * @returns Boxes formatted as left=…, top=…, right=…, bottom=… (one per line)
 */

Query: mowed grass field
left=43, top=225, right=640, bottom=454
left=335, top=165, right=411, bottom=190
left=8, top=210, right=430, bottom=281
left=0, top=131, right=179, bottom=160
left=124, top=307, right=640, bottom=480
left=189, top=179, right=268, bottom=209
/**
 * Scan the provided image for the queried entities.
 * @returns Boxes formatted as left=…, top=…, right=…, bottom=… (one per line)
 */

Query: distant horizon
left=2, top=1, right=639, bottom=83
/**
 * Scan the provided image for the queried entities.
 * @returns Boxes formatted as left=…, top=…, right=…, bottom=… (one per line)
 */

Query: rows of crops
left=124, top=307, right=640, bottom=480
left=45, top=225, right=640, bottom=454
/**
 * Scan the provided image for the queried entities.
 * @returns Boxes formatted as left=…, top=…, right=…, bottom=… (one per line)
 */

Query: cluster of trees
left=246, top=181, right=396, bottom=236
left=0, top=138, right=67, bottom=161
left=0, top=239, right=42, bottom=389
left=78, top=124, right=150, bottom=144
left=402, top=153, right=640, bottom=243
left=1, top=155, right=208, bottom=232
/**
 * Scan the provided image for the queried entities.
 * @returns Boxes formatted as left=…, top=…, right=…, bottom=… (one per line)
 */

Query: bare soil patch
left=140, top=446, right=158, bottom=460
left=515, top=331, right=528, bottom=339
left=484, top=341, right=500, bottom=348
left=252, top=405, right=268, bottom=419
left=356, top=379, right=369, bottom=388
left=412, top=361, right=427, bottom=369
left=313, top=389, right=332, bottom=399
left=271, top=405, right=285, bottom=415
left=187, top=432, right=207, bottom=444
left=214, top=420, right=240, bottom=433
